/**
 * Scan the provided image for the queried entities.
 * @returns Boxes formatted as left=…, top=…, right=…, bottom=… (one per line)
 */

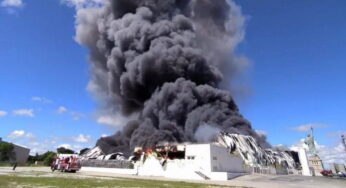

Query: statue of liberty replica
left=304, top=127, right=324, bottom=176
left=304, top=127, right=317, bottom=156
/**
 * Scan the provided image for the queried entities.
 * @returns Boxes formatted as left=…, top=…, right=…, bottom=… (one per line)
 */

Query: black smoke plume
left=75, top=0, right=268, bottom=156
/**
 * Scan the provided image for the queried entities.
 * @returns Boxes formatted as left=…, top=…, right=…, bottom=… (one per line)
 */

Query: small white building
left=136, top=143, right=247, bottom=180
left=82, top=143, right=247, bottom=180
left=0, top=137, right=30, bottom=164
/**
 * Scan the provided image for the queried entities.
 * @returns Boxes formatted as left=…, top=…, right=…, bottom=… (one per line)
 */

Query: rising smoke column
left=75, top=0, right=268, bottom=156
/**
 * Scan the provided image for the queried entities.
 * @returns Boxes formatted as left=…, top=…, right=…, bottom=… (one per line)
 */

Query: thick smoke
left=75, top=0, right=267, bottom=156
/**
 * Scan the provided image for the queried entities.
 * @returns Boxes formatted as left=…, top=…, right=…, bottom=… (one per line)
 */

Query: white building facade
left=82, top=143, right=248, bottom=180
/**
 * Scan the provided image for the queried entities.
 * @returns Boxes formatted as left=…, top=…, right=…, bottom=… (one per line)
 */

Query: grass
left=0, top=162, right=11, bottom=167
left=0, top=162, right=46, bottom=167
left=0, top=175, right=240, bottom=188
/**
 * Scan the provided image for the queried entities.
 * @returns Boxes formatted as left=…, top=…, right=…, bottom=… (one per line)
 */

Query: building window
left=187, top=156, right=195, bottom=160
left=213, top=156, right=217, bottom=160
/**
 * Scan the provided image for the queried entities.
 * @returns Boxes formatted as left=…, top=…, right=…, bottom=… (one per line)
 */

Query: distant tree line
left=27, top=147, right=89, bottom=166
left=28, top=151, right=57, bottom=166
left=1, top=144, right=90, bottom=166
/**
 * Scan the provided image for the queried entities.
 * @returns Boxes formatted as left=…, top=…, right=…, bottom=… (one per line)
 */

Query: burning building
left=77, top=0, right=268, bottom=158
left=81, top=133, right=301, bottom=180
left=75, top=0, right=303, bottom=180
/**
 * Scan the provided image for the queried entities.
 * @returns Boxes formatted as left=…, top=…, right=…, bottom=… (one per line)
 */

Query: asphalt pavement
left=0, top=167, right=345, bottom=188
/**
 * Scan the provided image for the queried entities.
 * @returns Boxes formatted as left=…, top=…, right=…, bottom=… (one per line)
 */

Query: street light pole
left=342, top=135, right=346, bottom=152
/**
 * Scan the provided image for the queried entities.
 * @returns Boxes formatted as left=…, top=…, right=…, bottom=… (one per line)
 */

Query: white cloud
left=70, top=111, right=85, bottom=120
left=57, top=106, right=67, bottom=114
left=25, top=132, right=35, bottom=139
left=58, top=144, right=72, bottom=149
left=97, top=114, right=129, bottom=127
left=6, top=134, right=90, bottom=155
left=290, top=139, right=308, bottom=151
left=57, top=143, right=84, bottom=152
left=30, top=137, right=88, bottom=154
left=0, top=110, right=7, bottom=117
left=27, top=139, right=61, bottom=155
left=7, top=130, right=35, bottom=140
left=290, top=139, right=346, bottom=165
left=32, top=96, right=52, bottom=103
left=317, top=143, right=346, bottom=164
left=73, top=144, right=83, bottom=151
left=289, top=123, right=328, bottom=132
left=7, top=130, right=25, bottom=139
left=56, top=106, right=86, bottom=120
left=1, top=0, right=22, bottom=7
left=12, top=109, right=34, bottom=117
left=61, top=0, right=103, bottom=9
left=73, top=134, right=90, bottom=143
left=101, top=134, right=108, bottom=138
left=29, top=142, right=40, bottom=146
left=326, top=131, right=346, bottom=138
left=5, top=131, right=46, bottom=155
left=29, top=146, right=49, bottom=155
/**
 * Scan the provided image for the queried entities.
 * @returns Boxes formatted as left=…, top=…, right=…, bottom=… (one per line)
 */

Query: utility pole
left=342, top=135, right=346, bottom=152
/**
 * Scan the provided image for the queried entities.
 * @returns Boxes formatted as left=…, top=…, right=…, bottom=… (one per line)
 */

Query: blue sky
left=233, top=0, right=346, bottom=147
left=0, top=0, right=345, bottom=159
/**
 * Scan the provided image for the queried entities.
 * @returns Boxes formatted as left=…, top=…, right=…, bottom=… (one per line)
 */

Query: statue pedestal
left=308, top=155, right=324, bottom=176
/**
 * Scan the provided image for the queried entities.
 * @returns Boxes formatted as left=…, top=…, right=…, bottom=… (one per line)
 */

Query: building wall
left=0, top=139, right=30, bottom=164
left=138, top=155, right=165, bottom=176
left=330, top=163, right=346, bottom=173
left=12, top=144, right=30, bottom=164
left=330, top=163, right=337, bottom=174
left=209, top=144, right=244, bottom=173
left=185, top=144, right=245, bottom=174
left=137, top=144, right=246, bottom=180
left=185, top=144, right=212, bottom=172
left=298, top=148, right=311, bottom=176
left=336, top=164, right=346, bottom=173
left=82, top=143, right=247, bottom=181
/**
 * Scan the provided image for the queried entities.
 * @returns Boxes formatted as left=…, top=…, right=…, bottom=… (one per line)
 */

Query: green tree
left=0, top=142, right=14, bottom=162
left=56, top=147, right=75, bottom=154
left=27, top=153, right=40, bottom=164
left=39, top=151, right=56, bottom=166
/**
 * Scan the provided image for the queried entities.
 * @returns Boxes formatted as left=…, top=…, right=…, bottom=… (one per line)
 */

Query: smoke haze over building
left=75, top=0, right=268, bottom=156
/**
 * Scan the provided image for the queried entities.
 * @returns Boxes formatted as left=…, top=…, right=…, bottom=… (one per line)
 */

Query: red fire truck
left=51, top=154, right=81, bottom=173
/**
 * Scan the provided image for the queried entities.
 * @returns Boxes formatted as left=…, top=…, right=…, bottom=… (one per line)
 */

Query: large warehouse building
left=81, top=133, right=301, bottom=180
